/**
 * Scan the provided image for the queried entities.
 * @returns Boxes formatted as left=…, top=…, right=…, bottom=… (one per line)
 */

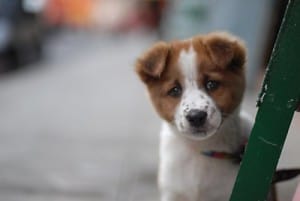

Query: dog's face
left=136, top=32, right=246, bottom=140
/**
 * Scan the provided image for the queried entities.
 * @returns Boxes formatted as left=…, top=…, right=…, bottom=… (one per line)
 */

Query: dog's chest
left=159, top=129, right=240, bottom=201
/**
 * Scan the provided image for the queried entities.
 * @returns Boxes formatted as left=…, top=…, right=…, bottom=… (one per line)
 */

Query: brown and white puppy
left=135, top=32, right=253, bottom=201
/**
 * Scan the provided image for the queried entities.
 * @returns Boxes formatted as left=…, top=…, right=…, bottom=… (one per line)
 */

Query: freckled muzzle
left=174, top=90, right=222, bottom=140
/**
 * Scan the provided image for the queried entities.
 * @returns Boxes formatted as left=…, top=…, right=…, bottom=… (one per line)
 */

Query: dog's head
left=135, top=32, right=246, bottom=140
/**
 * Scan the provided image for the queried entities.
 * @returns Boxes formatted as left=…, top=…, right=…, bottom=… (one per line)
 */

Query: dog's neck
left=166, top=109, right=245, bottom=153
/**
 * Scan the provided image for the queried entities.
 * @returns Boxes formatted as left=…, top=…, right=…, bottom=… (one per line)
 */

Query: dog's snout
left=186, top=110, right=207, bottom=127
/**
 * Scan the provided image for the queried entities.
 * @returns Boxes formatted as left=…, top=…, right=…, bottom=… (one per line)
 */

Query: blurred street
left=0, top=31, right=299, bottom=201
left=0, top=31, right=161, bottom=201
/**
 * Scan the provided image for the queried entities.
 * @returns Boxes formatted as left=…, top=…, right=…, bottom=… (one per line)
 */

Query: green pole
left=229, top=0, right=300, bottom=200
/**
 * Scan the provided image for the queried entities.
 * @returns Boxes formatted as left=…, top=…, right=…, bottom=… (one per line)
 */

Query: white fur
left=174, top=46, right=222, bottom=140
left=159, top=113, right=253, bottom=201
left=158, top=45, right=253, bottom=201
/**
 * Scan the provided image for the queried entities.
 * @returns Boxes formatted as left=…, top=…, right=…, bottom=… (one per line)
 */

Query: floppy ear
left=205, top=32, right=246, bottom=71
left=135, top=42, right=169, bottom=83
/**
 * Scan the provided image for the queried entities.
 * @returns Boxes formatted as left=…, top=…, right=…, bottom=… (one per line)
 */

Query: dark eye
left=167, top=84, right=182, bottom=97
left=205, top=80, right=220, bottom=91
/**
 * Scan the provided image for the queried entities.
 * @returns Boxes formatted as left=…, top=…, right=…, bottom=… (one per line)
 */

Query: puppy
left=135, top=32, right=253, bottom=201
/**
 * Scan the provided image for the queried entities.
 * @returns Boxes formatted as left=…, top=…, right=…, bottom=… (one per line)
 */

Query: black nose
left=186, top=110, right=207, bottom=127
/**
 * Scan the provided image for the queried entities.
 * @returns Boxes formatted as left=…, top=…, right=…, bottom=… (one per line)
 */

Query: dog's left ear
left=205, top=32, right=246, bottom=71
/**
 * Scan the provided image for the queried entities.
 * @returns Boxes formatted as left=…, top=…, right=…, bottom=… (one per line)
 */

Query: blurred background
left=0, top=0, right=299, bottom=200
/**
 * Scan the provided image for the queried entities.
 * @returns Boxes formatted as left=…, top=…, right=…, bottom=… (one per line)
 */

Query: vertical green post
left=229, top=0, right=300, bottom=200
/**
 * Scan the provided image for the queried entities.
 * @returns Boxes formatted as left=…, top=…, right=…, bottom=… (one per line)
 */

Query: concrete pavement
left=0, top=31, right=160, bottom=201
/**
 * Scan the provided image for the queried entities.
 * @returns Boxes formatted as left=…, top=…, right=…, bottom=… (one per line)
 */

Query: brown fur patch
left=195, top=33, right=246, bottom=115
left=135, top=32, right=246, bottom=122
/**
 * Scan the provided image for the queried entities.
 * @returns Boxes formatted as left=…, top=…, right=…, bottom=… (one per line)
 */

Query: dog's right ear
left=135, top=42, right=169, bottom=84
